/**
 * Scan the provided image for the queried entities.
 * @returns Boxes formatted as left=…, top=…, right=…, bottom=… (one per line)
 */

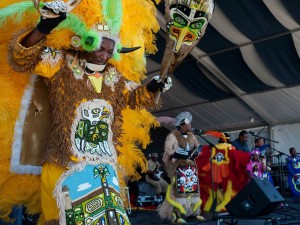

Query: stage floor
left=128, top=198, right=300, bottom=225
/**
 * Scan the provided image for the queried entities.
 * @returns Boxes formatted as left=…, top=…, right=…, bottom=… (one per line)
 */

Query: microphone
left=249, top=131, right=257, bottom=136
left=191, top=128, right=202, bottom=136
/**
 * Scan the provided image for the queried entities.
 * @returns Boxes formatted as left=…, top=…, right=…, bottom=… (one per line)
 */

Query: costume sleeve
left=8, top=30, right=62, bottom=78
left=163, top=133, right=178, bottom=163
left=123, top=84, right=158, bottom=109
left=192, top=133, right=199, bottom=149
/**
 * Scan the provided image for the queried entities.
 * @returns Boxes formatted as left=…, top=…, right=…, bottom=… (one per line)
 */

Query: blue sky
left=62, top=164, right=120, bottom=201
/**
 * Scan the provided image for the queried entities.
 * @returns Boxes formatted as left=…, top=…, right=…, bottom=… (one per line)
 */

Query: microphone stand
left=249, top=132, right=279, bottom=144
left=270, top=147, right=288, bottom=157
left=197, top=133, right=219, bottom=220
left=270, top=147, right=289, bottom=197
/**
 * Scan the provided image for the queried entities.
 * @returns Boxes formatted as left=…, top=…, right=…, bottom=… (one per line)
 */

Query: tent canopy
left=147, top=0, right=300, bottom=132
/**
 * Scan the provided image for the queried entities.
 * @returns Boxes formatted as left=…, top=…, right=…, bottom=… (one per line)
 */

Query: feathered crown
left=38, top=0, right=124, bottom=55
left=0, top=0, right=160, bottom=82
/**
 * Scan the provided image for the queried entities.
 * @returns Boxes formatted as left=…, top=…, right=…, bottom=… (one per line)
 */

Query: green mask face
left=167, top=4, right=208, bottom=52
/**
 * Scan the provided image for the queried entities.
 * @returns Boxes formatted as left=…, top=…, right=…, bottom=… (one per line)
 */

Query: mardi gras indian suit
left=158, top=113, right=203, bottom=224
left=0, top=0, right=164, bottom=224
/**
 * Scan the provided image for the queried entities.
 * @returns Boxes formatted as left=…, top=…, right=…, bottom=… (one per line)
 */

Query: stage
left=128, top=198, right=300, bottom=225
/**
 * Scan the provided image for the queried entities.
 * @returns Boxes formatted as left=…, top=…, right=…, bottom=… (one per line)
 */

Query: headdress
left=219, top=133, right=230, bottom=143
left=42, top=0, right=125, bottom=55
left=175, top=111, right=192, bottom=127
left=0, top=0, right=160, bottom=81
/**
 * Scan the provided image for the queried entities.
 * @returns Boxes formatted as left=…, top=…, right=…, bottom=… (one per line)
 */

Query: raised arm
left=21, top=30, right=46, bottom=48
left=21, top=1, right=67, bottom=48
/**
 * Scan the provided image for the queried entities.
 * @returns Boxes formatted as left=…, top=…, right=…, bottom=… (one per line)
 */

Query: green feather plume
left=102, top=0, right=122, bottom=35
left=0, top=1, right=43, bottom=28
left=57, top=14, right=101, bottom=52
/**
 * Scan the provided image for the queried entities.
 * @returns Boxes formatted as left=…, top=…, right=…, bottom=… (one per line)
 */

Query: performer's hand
left=37, top=1, right=67, bottom=34
left=147, top=76, right=172, bottom=93
left=162, top=77, right=172, bottom=92
left=171, top=158, right=177, bottom=163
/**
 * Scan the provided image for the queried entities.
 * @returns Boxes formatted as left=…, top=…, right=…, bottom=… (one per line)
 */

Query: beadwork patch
left=55, top=163, right=130, bottom=225
left=176, top=166, right=199, bottom=194
left=71, top=99, right=116, bottom=161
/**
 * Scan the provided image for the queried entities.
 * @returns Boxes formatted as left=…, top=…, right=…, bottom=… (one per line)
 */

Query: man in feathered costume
left=158, top=112, right=204, bottom=224
left=195, top=132, right=250, bottom=212
left=0, top=0, right=172, bottom=224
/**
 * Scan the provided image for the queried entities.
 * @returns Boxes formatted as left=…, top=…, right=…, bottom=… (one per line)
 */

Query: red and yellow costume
left=196, top=132, right=250, bottom=212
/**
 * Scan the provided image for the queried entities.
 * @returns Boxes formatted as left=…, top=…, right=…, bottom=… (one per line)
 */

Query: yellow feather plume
left=110, top=0, right=160, bottom=82
left=117, top=107, right=160, bottom=182
left=205, top=130, right=223, bottom=138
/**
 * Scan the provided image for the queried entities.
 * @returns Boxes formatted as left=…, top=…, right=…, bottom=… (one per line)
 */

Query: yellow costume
left=0, top=0, right=161, bottom=224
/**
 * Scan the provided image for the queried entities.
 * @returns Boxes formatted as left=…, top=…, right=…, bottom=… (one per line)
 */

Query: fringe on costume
left=157, top=196, right=174, bottom=221
left=11, top=74, right=42, bottom=174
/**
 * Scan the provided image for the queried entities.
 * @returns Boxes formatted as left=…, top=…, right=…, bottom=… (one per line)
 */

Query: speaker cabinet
left=226, top=178, right=284, bottom=216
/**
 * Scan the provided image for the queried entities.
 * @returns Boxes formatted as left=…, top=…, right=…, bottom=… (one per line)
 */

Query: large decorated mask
left=158, top=0, right=214, bottom=83
left=166, top=0, right=214, bottom=52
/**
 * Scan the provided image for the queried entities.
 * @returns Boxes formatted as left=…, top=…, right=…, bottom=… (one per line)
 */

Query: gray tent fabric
left=148, top=0, right=300, bottom=134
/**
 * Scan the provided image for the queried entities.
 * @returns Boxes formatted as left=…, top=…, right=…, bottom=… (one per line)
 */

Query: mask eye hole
left=173, top=13, right=188, bottom=26
left=92, top=108, right=100, bottom=114
left=190, top=18, right=207, bottom=29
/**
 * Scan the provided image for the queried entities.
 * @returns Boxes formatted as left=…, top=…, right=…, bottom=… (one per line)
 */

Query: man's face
left=240, top=133, right=248, bottom=143
left=180, top=122, right=192, bottom=133
left=256, top=138, right=264, bottom=147
left=291, top=148, right=297, bottom=156
left=84, top=37, right=115, bottom=65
